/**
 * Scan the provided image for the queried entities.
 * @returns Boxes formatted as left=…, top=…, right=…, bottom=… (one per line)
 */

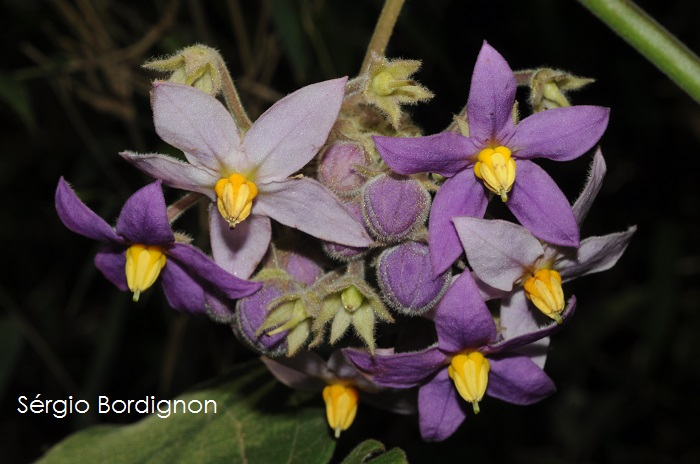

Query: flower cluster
left=56, top=41, right=634, bottom=441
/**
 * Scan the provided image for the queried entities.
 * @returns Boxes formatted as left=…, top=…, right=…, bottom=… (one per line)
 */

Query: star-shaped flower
left=373, top=42, right=610, bottom=275
left=121, top=78, right=372, bottom=279
left=455, top=149, right=635, bottom=330
left=55, top=178, right=261, bottom=319
left=344, top=271, right=574, bottom=441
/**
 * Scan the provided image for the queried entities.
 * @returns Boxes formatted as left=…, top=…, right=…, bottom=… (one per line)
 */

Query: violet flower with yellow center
left=454, top=150, right=635, bottom=354
left=121, top=78, right=372, bottom=279
left=373, top=42, right=610, bottom=275
left=55, top=178, right=261, bottom=318
left=344, top=270, right=575, bottom=442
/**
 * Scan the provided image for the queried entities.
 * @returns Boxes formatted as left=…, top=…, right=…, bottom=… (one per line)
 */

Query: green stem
left=578, top=0, right=700, bottom=103
left=217, top=57, right=253, bottom=132
left=360, top=0, right=405, bottom=72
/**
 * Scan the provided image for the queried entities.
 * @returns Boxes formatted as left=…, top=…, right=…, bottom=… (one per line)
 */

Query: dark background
left=1, top=0, right=698, bottom=462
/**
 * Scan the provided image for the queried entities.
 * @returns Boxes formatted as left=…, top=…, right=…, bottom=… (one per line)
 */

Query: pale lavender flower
left=373, top=42, right=610, bottom=275
left=344, top=271, right=574, bottom=441
left=55, top=178, right=260, bottom=318
left=121, top=79, right=372, bottom=279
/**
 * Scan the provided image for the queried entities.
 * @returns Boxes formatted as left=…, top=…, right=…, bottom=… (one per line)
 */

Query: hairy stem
left=360, top=0, right=405, bottom=72
left=167, top=192, right=206, bottom=223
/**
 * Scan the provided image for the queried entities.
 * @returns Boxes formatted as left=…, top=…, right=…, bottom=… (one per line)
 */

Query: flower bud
left=527, top=68, right=594, bottom=112
left=362, top=173, right=430, bottom=243
left=234, top=275, right=292, bottom=357
left=143, top=44, right=223, bottom=96
left=317, top=142, right=368, bottom=198
left=376, top=241, right=451, bottom=316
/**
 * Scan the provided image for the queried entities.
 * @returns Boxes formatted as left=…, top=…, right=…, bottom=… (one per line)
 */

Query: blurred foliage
left=1, top=0, right=699, bottom=463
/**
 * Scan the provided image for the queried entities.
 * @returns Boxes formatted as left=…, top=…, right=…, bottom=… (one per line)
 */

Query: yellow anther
left=473, top=146, right=516, bottom=202
left=214, top=173, right=258, bottom=228
left=448, top=352, right=490, bottom=414
left=322, top=384, right=359, bottom=438
left=125, top=244, right=167, bottom=302
left=523, top=269, right=565, bottom=323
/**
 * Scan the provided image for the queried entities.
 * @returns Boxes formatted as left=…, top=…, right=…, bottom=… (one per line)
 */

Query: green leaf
left=37, top=360, right=336, bottom=464
left=340, top=439, right=408, bottom=464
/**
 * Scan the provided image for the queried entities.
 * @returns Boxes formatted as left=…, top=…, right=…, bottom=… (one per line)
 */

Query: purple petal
left=255, top=178, right=372, bottom=247
left=467, top=42, right=516, bottom=145
left=572, top=148, right=606, bottom=226
left=342, top=346, right=447, bottom=388
left=116, top=181, right=174, bottom=245
left=373, top=132, right=474, bottom=177
left=556, top=226, right=637, bottom=281
left=418, top=369, right=466, bottom=442
left=210, top=210, right=272, bottom=280
left=55, top=178, right=120, bottom=243
left=152, top=82, right=243, bottom=171
left=167, top=243, right=262, bottom=298
left=119, top=152, right=218, bottom=199
left=94, top=245, right=128, bottom=291
left=453, top=217, right=543, bottom=291
left=509, top=106, right=609, bottom=161
left=486, top=355, right=556, bottom=405
left=487, top=296, right=576, bottom=354
left=243, top=78, right=347, bottom=183
left=429, top=169, right=488, bottom=275
left=499, top=291, right=550, bottom=369
left=434, top=272, right=497, bottom=353
left=261, top=353, right=330, bottom=391
left=235, top=277, right=291, bottom=356
left=159, top=258, right=207, bottom=313
left=508, top=160, right=579, bottom=247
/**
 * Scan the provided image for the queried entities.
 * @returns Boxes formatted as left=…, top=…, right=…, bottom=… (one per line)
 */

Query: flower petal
left=152, top=81, right=243, bottom=171
left=243, top=78, right=347, bottom=182
left=556, top=226, right=637, bottom=281
left=487, top=296, right=576, bottom=354
left=486, top=354, right=556, bottom=405
left=55, top=177, right=120, bottom=243
left=261, top=353, right=330, bottom=391
left=373, top=132, right=474, bottom=177
left=509, top=106, right=609, bottom=161
left=342, top=346, right=446, bottom=388
left=429, top=169, right=488, bottom=275
left=453, top=217, right=544, bottom=291
left=435, top=272, right=497, bottom=353
left=116, top=181, right=174, bottom=244
left=508, top=160, right=579, bottom=247
left=119, top=151, right=218, bottom=199
left=159, top=258, right=206, bottom=313
left=498, top=291, right=550, bottom=369
left=418, top=369, right=466, bottom=442
left=94, top=245, right=128, bottom=291
left=209, top=210, right=271, bottom=279
left=572, top=148, right=606, bottom=226
left=255, top=178, right=372, bottom=247
left=167, top=243, right=262, bottom=299
left=467, top=42, right=516, bottom=144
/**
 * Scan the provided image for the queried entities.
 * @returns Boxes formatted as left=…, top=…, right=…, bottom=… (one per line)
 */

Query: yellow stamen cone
left=125, top=244, right=167, bottom=301
left=473, top=146, right=516, bottom=202
left=524, top=269, right=565, bottom=323
left=322, top=384, right=359, bottom=438
left=448, top=352, right=490, bottom=414
left=214, top=173, right=258, bottom=228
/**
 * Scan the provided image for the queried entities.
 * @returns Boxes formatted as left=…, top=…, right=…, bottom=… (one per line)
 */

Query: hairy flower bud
left=362, top=173, right=430, bottom=243
left=143, top=44, right=223, bottom=95
left=317, top=142, right=368, bottom=198
left=376, top=241, right=451, bottom=316
left=526, top=68, right=595, bottom=112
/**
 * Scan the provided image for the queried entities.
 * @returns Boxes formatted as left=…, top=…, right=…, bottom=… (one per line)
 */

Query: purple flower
left=344, top=271, right=574, bottom=441
left=262, top=350, right=415, bottom=437
left=454, top=149, right=635, bottom=333
left=373, top=42, right=609, bottom=275
left=121, top=79, right=372, bottom=279
left=55, top=178, right=261, bottom=318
